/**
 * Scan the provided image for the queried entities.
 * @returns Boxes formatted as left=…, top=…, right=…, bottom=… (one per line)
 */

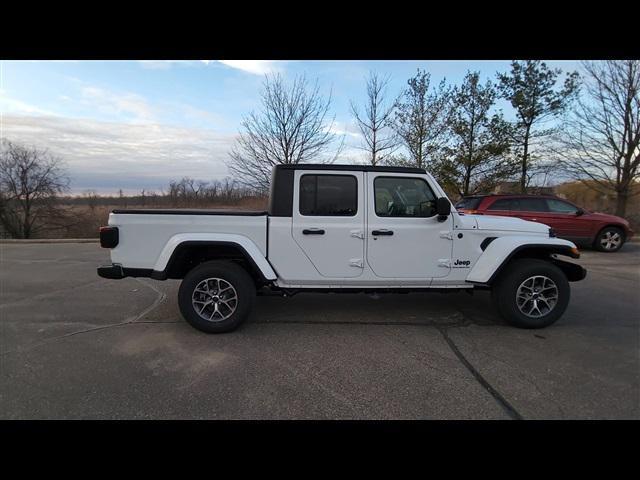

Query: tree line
left=1, top=60, right=638, bottom=238
left=227, top=60, right=639, bottom=217
left=0, top=142, right=262, bottom=238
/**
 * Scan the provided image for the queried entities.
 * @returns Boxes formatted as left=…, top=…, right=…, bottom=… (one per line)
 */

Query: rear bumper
left=97, top=264, right=124, bottom=279
left=97, top=264, right=157, bottom=280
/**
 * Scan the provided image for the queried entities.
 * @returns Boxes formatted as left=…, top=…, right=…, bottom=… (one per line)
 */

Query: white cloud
left=136, top=60, right=283, bottom=76
left=138, top=60, right=181, bottom=70
left=80, top=86, right=154, bottom=123
left=0, top=96, right=57, bottom=116
left=1, top=115, right=238, bottom=195
left=216, top=60, right=282, bottom=76
left=328, top=120, right=361, bottom=139
left=138, top=60, right=205, bottom=70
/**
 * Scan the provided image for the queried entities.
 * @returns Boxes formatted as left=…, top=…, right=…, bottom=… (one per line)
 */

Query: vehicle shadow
left=251, top=290, right=506, bottom=328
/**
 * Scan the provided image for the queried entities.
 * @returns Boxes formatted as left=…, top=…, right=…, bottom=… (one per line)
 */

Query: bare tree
left=391, top=69, right=452, bottom=169
left=556, top=60, right=640, bottom=217
left=0, top=140, right=69, bottom=238
left=436, top=71, right=515, bottom=197
left=497, top=61, right=580, bottom=192
left=83, top=189, right=99, bottom=211
left=182, top=177, right=209, bottom=200
left=227, top=74, right=341, bottom=192
left=350, top=72, right=398, bottom=165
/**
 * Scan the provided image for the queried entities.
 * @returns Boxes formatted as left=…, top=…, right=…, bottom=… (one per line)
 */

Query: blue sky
left=0, top=60, right=581, bottom=194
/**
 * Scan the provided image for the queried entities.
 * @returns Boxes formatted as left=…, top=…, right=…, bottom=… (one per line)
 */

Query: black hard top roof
left=275, top=163, right=427, bottom=174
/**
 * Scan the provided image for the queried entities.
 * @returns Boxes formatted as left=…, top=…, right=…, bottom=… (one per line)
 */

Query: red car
left=456, top=194, right=634, bottom=252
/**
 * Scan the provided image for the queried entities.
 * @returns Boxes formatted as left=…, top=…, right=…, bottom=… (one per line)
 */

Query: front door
left=542, top=198, right=591, bottom=239
left=292, top=170, right=365, bottom=278
left=366, top=173, right=453, bottom=279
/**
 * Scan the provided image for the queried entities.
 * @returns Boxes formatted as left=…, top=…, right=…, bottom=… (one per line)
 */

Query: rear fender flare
left=153, top=233, right=277, bottom=281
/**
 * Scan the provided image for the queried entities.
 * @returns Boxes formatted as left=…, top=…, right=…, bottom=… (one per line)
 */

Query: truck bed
left=112, top=209, right=267, bottom=216
left=108, top=209, right=269, bottom=271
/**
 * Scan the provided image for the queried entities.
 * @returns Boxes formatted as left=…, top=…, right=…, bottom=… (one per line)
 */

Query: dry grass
left=38, top=197, right=269, bottom=239
left=24, top=184, right=640, bottom=239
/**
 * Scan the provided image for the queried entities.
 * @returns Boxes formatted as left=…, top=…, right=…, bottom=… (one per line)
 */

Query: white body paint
left=106, top=169, right=580, bottom=289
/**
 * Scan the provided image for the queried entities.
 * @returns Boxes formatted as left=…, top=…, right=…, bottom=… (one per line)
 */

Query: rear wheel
left=178, top=261, right=256, bottom=333
left=594, top=226, right=625, bottom=252
left=493, top=258, right=570, bottom=329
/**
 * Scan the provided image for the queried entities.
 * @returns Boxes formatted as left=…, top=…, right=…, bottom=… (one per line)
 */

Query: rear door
left=544, top=198, right=588, bottom=238
left=292, top=171, right=365, bottom=278
left=366, top=173, right=453, bottom=279
left=511, top=197, right=551, bottom=226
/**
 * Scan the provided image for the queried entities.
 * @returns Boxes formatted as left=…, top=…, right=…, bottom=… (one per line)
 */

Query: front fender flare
left=466, top=236, right=580, bottom=285
left=153, top=233, right=277, bottom=281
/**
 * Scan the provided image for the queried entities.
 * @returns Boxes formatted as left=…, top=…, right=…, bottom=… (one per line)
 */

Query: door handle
left=372, top=229, right=394, bottom=236
left=302, top=229, right=325, bottom=235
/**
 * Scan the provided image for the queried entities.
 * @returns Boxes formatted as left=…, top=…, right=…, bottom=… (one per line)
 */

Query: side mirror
left=436, top=197, right=451, bottom=221
left=575, top=208, right=585, bottom=216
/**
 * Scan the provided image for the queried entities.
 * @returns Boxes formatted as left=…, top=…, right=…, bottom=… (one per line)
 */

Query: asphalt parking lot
left=1, top=241, right=638, bottom=419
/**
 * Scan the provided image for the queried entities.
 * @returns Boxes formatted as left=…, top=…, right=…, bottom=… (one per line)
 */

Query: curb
left=0, top=238, right=99, bottom=244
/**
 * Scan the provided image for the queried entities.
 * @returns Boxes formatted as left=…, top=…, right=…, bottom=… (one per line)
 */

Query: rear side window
left=456, top=197, right=483, bottom=210
left=487, top=198, right=513, bottom=210
left=512, top=198, right=548, bottom=212
left=299, top=174, right=357, bottom=216
left=546, top=198, right=578, bottom=213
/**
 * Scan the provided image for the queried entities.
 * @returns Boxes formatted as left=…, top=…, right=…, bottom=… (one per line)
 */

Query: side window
left=487, top=198, right=512, bottom=210
left=515, top=198, right=548, bottom=212
left=546, top=198, right=578, bottom=214
left=299, top=174, right=357, bottom=216
left=374, top=176, right=437, bottom=218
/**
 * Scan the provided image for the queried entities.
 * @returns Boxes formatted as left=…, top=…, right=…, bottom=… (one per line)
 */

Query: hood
left=584, top=211, right=629, bottom=225
left=471, top=214, right=550, bottom=234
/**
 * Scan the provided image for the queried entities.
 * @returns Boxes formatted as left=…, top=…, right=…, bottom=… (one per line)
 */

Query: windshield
left=455, top=197, right=483, bottom=210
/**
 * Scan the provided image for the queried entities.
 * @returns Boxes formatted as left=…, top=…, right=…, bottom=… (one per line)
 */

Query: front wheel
left=178, top=261, right=256, bottom=333
left=492, top=259, right=570, bottom=329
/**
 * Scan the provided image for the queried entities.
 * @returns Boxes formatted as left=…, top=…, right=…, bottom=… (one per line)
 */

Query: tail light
left=99, top=226, right=119, bottom=248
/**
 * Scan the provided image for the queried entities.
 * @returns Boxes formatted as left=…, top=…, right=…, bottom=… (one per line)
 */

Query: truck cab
left=98, top=164, right=586, bottom=333
left=268, top=164, right=459, bottom=286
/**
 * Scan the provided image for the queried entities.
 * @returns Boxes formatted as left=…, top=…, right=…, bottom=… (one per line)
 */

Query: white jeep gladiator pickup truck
left=98, top=164, right=586, bottom=333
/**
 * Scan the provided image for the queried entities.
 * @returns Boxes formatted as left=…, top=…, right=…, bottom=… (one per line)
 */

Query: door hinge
left=439, top=231, right=454, bottom=240
left=350, top=230, right=364, bottom=240
left=349, top=258, right=364, bottom=268
left=438, top=259, right=451, bottom=268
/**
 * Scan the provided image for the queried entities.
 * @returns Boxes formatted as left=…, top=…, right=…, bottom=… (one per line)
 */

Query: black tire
left=594, top=226, right=625, bottom=252
left=492, top=258, right=570, bottom=329
left=178, top=260, right=256, bottom=333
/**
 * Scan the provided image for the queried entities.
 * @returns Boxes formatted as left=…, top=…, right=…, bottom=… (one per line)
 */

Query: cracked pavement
left=1, top=242, right=638, bottom=419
